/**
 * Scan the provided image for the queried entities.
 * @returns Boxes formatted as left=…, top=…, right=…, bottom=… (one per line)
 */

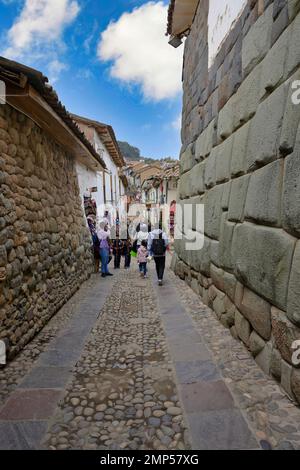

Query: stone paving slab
left=0, top=389, right=63, bottom=421
left=168, top=258, right=300, bottom=450
left=168, top=340, right=211, bottom=362
left=179, top=381, right=235, bottom=413
left=187, top=409, right=259, bottom=450
left=175, top=360, right=221, bottom=385
left=152, top=267, right=259, bottom=450
left=0, top=421, right=48, bottom=450
left=38, top=349, right=79, bottom=367
left=19, top=367, right=71, bottom=390
left=41, top=268, right=190, bottom=450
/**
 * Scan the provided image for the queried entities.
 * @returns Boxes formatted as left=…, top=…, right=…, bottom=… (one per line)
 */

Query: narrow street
left=1, top=258, right=300, bottom=451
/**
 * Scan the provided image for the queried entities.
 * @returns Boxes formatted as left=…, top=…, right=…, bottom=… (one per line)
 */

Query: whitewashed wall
left=208, top=0, right=246, bottom=66
left=93, top=129, right=126, bottom=220
left=76, top=161, right=103, bottom=224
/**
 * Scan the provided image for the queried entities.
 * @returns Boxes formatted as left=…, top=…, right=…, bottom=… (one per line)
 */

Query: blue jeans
left=100, top=248, right=109, bottom=274
left=139, top=262, right=147, bottom=276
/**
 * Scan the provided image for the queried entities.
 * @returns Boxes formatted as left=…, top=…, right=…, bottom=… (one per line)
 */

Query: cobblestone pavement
left=0, top=275, right=100, bottom=408
left=43, top=268, right=189, bottom=450
left=169, top=268, right=300, bottom=450
left=0, top=256, right=300, bottom=450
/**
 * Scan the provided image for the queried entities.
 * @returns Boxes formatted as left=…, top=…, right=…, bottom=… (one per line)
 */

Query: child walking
left=137, top=240, right=148, bottom=278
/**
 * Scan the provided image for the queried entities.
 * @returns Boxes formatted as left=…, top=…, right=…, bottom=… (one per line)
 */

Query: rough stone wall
left=173, top=0, right=300, bottom=403
left=0, top=103, right=93, bottom=359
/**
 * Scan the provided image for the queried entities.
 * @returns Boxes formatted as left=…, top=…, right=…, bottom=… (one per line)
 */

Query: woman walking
left=97, top=222, right=113, bottom=278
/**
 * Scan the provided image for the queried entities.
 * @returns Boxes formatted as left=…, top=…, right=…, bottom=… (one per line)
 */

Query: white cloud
left=48, top=59, right=68, bottom=84
left=98, top=1, right=183, bottom=101
left=4, top=0, right=80, bottom=60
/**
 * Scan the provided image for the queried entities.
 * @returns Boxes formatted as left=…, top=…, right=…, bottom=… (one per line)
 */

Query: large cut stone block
left=190, top=161, right=206, bottom=196
left=203, top=185, right=224, bottom=240
left=285, top=11, right=300, bottom=76
left=219, top=214, right=235, bottom=272
left=281, top=360, right=294, bottom=398
left=255, top=342, right=272, bottom=375
left=180, top=143, right=195, bottom=174
left=287, top=0, right=300, bottom=20
left=242, top=4, right=274, bottom=76
left=283, top=142, right=300, bottom=237
left=178, top=172, right=192, bottom=199
left=287, top=241, right=300, bottom=326
left=239, top=287, right=272, bottom=340
left=232, top=223, right=296, bottom=310
left=232, top=63, right=262, bottom=130
left=217, top=98, right=233, bottom=142
left=270, top=348, right=282, bottom=381
left=195, top=119, right=216, bottom=161
left=280, top=70, right=300, bottom=155
left=210, top=239, right=220, bottom=268
left=204, top=149, right=217, bottom=189
left=228, top=175, right=250, bottom=222
left=246, top=82, right=288, bottom=171
left=249, top=331, right=266, bottom=357
left=210, top=264, right=225, bottom=292
left=216, top=135, right=234, bottom=183
left=244, top=160, right=283, bottom=226
left=235, top=309, right=251, bottom=346
left=231, top=122, right=250, bottom=177
left=223, top=271, right=237, bottom=302
left=221, top=181, right=231, bottom=211
left=272, top=306, right=300, bottom=364
left=197, top=237, right=212, bottom=277
left=291, top=369, right=300, bottom=404
left=259, top=25, right=289, bottom=99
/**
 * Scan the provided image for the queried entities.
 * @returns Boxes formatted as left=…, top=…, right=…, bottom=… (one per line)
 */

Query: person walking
left=97, top=222, right=113, bottom=278
left=148, top=223, right=169, bottom=286
left=87, top=218, right=100, bottom=273
left=113, top=235, right=123, bottom=269
left=136, top=223, right=149, bottom=274
left=137, top=240, right=148, bottom=279
left=123, top=237, right=132, bottom=270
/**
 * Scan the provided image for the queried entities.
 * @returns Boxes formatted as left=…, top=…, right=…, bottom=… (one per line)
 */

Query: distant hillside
left=118, top=140, right=178, bottom=165
left=118, top=141, right=141, bottom=161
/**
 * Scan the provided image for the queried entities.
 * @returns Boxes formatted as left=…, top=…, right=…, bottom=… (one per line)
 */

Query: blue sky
left=0, top=0, right=183, bottom=159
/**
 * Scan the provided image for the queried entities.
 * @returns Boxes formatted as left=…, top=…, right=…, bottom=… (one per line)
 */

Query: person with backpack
left=148, top=223, right=169, bottom=286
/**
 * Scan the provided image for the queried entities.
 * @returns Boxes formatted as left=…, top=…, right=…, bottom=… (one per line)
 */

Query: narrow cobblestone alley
left=1, top=259, right=300, bottom=451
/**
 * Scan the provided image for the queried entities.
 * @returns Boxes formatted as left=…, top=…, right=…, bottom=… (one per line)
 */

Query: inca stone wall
left=173, top=0, right=300, bottom=403
left=0, top=103, right=93, bottom=359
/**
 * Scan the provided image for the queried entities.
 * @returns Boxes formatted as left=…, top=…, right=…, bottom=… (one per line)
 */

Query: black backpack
left=152, top=234, right=166, bottom=256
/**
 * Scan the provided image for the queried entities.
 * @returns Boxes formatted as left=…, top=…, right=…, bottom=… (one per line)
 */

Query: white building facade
left=72, top=114, right=127, bottom=226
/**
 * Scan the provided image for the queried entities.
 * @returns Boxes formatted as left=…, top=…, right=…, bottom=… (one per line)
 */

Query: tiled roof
left=71, top=114, right=125, bottom=168
left=0, top=56, right=106, bottom=169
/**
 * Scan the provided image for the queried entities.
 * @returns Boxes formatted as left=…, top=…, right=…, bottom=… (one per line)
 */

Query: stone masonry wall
left=173, top=0, right=300, bottom=404
left=0, top=103, right=93, bottom=359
